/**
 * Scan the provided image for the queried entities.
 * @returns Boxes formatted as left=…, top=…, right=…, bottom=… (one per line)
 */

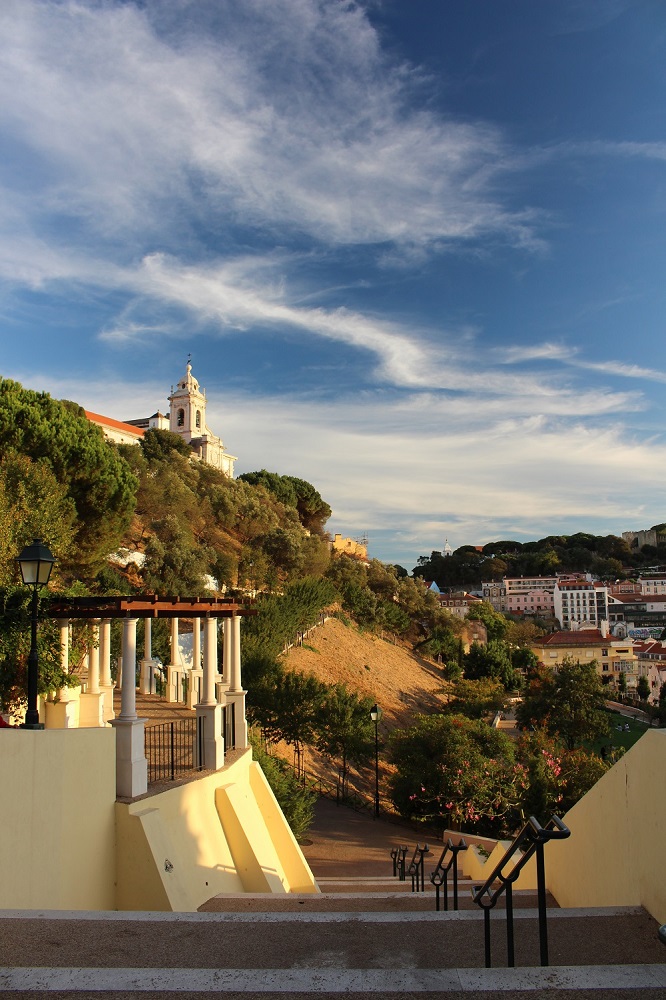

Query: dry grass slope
left=281, top=616, right=447, bottom=727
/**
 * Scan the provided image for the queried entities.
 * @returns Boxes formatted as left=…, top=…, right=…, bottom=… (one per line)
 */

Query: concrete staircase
left=0, top=801, right=665, bottom=995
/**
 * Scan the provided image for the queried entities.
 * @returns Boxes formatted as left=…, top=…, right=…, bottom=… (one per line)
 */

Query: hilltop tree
left=238, top=470, right=331, bottom=535
left=0, top=379, right=137, bottom=578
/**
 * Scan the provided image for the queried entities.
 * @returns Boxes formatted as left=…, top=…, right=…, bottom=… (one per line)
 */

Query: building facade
left=531, top=628, right=638, bottom=688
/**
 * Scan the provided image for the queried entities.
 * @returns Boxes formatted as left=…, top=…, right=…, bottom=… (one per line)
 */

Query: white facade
left=167, top=362, right=236, bottom=476
left=554, top=580, right=609, bottom=630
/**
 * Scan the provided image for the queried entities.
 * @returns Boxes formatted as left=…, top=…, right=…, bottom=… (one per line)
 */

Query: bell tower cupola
left=168, top=356, right=207, bottom=445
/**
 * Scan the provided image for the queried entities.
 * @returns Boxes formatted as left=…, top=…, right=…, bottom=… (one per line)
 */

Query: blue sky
left=2, top=0, right=666, bottom=570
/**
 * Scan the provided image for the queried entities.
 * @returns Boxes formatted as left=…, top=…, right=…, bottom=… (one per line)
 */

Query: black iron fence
left=145, top=717, right=203, bottom=784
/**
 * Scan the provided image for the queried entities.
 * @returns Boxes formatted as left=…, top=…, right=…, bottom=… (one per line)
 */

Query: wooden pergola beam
left=45, top=594, right=257, bottom=620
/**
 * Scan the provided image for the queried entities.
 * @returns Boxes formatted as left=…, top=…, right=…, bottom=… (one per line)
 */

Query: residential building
left=531, top=627, right=638, bottom=688
left=330, top=533, right=368, bottom=561
left=553, top=580, right=608, bottom=630
left=438, top=591, right=482, bottom=619
left=638, top=572, right=666, bottom=596
left=608, top=593, right=666, bottom=633
left=481, top=580, right=507, bottom=612
left=632, top=639, right=666, bottom=703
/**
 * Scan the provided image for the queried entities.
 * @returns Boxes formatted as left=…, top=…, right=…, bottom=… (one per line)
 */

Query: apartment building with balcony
left=553, top=580, right=608, bottom=630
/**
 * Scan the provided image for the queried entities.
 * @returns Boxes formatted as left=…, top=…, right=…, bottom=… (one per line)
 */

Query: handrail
left=430, top=838, right=467, bottom=911
left=390, top=845, right=408, bottom=881
left=407, top=843, right=429, bottom=892
left=471, top=815, right=570, bottom=969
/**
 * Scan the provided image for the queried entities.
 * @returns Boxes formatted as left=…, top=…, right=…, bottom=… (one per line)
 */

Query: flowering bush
left=389, top=713, right=527, bottom=837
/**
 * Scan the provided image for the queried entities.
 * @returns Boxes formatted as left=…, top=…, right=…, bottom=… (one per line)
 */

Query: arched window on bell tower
left=196, top=410, right=201, bottom=429
left=177, top=408, right=185, bottom=427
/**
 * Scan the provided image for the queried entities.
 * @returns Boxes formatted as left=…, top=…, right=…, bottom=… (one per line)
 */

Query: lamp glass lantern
left=16, top=538, right=56, bottom=587
left=370, top=703, right=382, bottom=723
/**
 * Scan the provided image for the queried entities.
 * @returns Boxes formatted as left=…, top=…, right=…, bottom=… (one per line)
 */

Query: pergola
left=45, top=594, right=257, bottom=799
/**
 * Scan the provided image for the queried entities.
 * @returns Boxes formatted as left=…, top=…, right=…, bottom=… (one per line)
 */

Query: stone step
left=0, top=906, right=661, bottom=971
left=1, top=963, right=666, bottom=995
left=200, top=888, right=558, bottom=912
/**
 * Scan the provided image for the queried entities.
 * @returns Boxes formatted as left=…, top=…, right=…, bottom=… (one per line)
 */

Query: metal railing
left=407, top=843, right=430, bottom=892
left=471, top=814, right=570, bottom=968
left=390, top=845, right=408, bottom=881
left=430, top=838, right=468, bottom=911
left=145, top=717, right=204, bottom=784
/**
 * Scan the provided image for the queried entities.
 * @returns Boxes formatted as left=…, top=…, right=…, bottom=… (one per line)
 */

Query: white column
left=139, top=617, right=156, bottom=695
left=222, top=618, right=232, bottom=688
left=226, top=613, right=248, bottom=750
left=193, top=617, right=201, bottom=668
left=45, top=619, right=80, bottom=730
left=187, top=618, right=202, bottom=710
left=120, top=618, right=138, bottom=720
left=79, top=620, right=104, bottom=728
left=99, top=618, right=115, bottom=723
left=229, top=615, right=242, bottom=693
left=88, top=623, right=100, bottom=694
left=166, top=617, right=180, bottom=702
left=111, top=618, right=148, bottom=799
left=202, top=617, right=218, bottom=705
left=196, top=616, right=224, bottom=770
left=59, top=620, right=69, bottom=675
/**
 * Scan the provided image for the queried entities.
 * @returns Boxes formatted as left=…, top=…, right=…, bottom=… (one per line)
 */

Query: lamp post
left=370, top=703, right=382, bottom=818
left=16, top=539, right=56, bottom=730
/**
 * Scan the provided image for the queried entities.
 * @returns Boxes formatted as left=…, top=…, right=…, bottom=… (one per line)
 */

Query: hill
left=281, top=616, right=447, bottom=726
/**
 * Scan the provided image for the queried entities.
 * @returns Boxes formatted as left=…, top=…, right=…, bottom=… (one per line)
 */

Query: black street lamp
left=16, top=539, right=56, bottom=730
left=370, top=703, right=382, bottom=818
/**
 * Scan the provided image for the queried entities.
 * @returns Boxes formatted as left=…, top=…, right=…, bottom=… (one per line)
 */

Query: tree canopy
left=516, top=658, right=610, bottom=750
left=0, top=379, right=138, bottom=579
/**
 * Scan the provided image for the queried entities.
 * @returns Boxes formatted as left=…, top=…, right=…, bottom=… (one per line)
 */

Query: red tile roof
left=85, top=410, right=145, bottom=437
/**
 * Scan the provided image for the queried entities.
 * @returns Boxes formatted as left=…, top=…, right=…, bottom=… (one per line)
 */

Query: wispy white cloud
left=0, top=0, right=541, bottom=256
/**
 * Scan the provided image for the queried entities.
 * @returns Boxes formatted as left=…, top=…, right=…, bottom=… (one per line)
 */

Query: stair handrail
left=407, top=843, right=429, bottom=892
left=390, top=844, right=408, bottom=881
left=471, top=814, right=570, bottom=969
left=430, top=837, right=467, bottom=911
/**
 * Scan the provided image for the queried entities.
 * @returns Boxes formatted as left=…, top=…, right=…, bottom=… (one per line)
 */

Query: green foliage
left=315, top=683, right=376, bottom=794
left=238, top=470, right=331, bottom=535
left=516, top=729, right=609, bottom=823
left=0, top=379, right=138, bottom=578
left=446, top=677, right=507, bottom=719
left=140, top=428, right=192, bottom=461
left=0, top=587, right=82, bottom=714
left=389, top=714, right=527, bottom=837
left=242, top=577, right=337, bottom=661
left=248, top=732, right=316, bottom=841
left=414, top=531, right=647, bottom=588
left=516, top=658, right=610, bottom=750
left=636, top=675, right=650, bottom=702
left=465, top=601, right=509, bottom=641
left=464, top=639, right=520, bottom=690
left=0, top=453, right=78, bottom=586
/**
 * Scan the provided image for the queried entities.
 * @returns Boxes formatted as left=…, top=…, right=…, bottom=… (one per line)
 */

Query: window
left=177, top=408, right=185, bottom=427
left=196, top=410, right=201, bottom=429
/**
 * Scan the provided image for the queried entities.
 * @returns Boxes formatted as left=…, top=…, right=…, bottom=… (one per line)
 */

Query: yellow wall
left=0, top=729, right=116, bottom=910
left=546, top=729, right=666, bottom=923
left=116, top=748, right=318, bottom=911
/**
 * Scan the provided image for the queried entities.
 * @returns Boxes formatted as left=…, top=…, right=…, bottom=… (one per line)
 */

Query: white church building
left=86, top=359, right=237, bottom=476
